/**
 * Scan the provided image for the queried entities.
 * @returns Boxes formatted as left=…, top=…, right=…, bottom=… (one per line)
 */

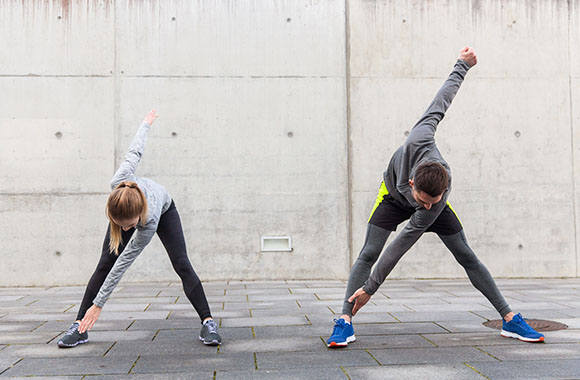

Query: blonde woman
left=58, top=110, right=221, bottom=347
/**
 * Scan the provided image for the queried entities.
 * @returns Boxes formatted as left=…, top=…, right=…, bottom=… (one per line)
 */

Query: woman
left=58, top=110, right=221, bottom=347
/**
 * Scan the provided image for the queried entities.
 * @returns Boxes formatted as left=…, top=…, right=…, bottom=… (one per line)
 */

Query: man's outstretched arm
left=407, top=47, right=477, bottom=144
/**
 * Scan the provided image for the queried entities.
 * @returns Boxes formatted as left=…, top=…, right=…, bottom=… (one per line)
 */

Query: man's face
left=409, top=180, right=443, bottom=210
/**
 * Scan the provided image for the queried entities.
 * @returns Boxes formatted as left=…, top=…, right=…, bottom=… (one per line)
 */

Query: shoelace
left=65, top=323, right=80, bottom=336
left=515, top=316, right=535, bottom=332
left=331, top=319, right=345, bottom=335
left=205, top=320, right=218, bottom=334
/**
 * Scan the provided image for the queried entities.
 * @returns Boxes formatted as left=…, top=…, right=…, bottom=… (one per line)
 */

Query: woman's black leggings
left=76, top=201, right=212, bottom=322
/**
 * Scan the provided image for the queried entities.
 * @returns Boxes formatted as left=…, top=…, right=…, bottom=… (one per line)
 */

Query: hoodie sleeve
left=110, top=121, right=151, bottom=189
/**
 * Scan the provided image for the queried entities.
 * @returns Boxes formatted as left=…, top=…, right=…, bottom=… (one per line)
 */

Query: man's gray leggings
left=342, top=224, right=512, bottom=318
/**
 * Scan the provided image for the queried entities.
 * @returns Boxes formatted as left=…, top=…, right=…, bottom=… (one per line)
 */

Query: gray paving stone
left=0, top=322, right=42, bottom=332
left=105, top=296, right=178, bottom=304
left=353, top=322, right=448, bottom=336
left=478, top=342, right=580, bottom=361
left=90, top=374, right=213, bottom=380
left=422, top=332, right=520, bottom=347
left=473, top=308, right=572, bottom=320
left=131, top=353, right=255, bottom=373
left=64, top=303, right=149, bottom=313
left=153, top=327, right=253, bottom=341
left=0, top=296, right=25, bottom=302
left=53, top=330, right=157, bottom=345
left=389, top=311, right=487, bottom=323
left=1, top=356, right=136, bottom=376
left=342, top=334, right=435, bottom=350
left=253, top=324, right=333, bottom=338
left=106, top=340, right=218, bottom=356
left=434, top=320, right=494, bottom=333
left=1, top=342, right=112, bottom=358
left=344, top=363, right=485, bottom=380
left=368, top=346, right=498, bottom=365
left=0, top=331, right=61, bottom=345
left=37, top=320, right=134, bottom=332
left=289, top=287, right=346, bottom=294
left=551, top=317, right=580, bottom=329
left=127, top=319, right=203, bottom=331
left=223, top=301, right=298, bottom=310
left=557, top=308, right=580, bottom=317
left=248, top=294, right=318, bottom=302
left=251, top=306, right=330, bottom=318
left=257, top=349, right=379, bottom=370
left=346, top=313, right=399, bottom=324
left=408, top=303, right=493, bottom=312
left=97, top=311, right=169, bottom=321
left=0, top=356, right=20, bottom=374
left=173, top=309, right=251, bottom=319
left=471, top=358, right=580, bottom=379
left=219, top=336, right=324, bottom=353
left=1, top=377, right=82, bottom=380
left=216, top=367, right=349, bottom=380
left=220, top=316, right=309, bottom=328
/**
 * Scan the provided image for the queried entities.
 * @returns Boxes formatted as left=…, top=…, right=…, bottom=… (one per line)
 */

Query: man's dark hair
left=413, top=162, right=448, bottom=197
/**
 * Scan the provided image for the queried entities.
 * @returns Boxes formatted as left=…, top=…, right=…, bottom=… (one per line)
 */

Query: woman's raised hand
left=144, top=109, right=159, bottom=126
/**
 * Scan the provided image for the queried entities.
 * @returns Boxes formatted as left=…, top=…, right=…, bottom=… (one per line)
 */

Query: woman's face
left=112, top=216, right=140, bottom=231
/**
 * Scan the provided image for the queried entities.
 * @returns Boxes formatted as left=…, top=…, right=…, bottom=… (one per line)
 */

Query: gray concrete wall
left=0, top=0, right=577, bottom=286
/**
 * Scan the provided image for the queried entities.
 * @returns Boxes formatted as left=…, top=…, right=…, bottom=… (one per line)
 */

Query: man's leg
left=434, top=205, right=544, bottom=342
left=438, top=230, right=512, bottom=317
left=341, top=224, right=391, bottom=319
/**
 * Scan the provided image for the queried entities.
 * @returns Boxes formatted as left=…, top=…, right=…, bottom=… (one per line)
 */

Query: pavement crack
left=46, top=332, right=62, bottom=344
left=419, top=334, right=438, bottom=347
left=63, top=304, right=76, bottom=313
left=327, top=306, right=335, bottom=314
left=30, top=321, right=48, bottom=332
left=304, top=315, right=312, bottom=325
left=128, top=355, right=141, bottom=374
left=464, top=362, right=492, bottom=379
left=253, top=352, right=258, bottom=370
left=365, top=349, right=382, bottom=365
left=296, top=300, right=302, bottom=308
left=151, top=329, right=161, bottom=341
left=251, top=326, right=256, bottom=338
left=125, top=320, right=136, bottom=330
left=166, top=311, right=172, bottom=320
left=213, top=370, right=217, bottom=380
left=387, top=312, right=402, bottom=322
left=0, top=358, right=23, bottom=376
left=469, top=311, right=489, bottom=321
left=103, top=342, right=116, bottom=356
left=25, top=299, right=39, bottom=306
left=143, top=303, right=151, bottom=311
left=155, top=291, right=162, bottom=297
left=340, top=366, right=352, bottom=379
left=174, top=296, right=180, bottom=304
left=474, top=346, right=502, bottom=362
left=433, top=321, right=452, bottom=333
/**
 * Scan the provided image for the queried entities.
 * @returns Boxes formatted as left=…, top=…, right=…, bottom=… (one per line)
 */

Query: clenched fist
left=459, top=47, right=477, bottom=67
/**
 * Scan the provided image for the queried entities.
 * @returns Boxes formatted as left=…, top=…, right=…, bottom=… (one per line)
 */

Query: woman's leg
left=156, top=202, right=212, bottom=322
left=75, top=225, right=135, bottom=320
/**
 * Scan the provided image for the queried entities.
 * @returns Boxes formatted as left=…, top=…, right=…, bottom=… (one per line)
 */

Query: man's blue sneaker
left=501, top=313, right=545, bottom=343
left=327, top=318, right=356, bottom=348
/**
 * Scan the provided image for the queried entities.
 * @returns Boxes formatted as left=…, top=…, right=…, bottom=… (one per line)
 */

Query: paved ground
left=0, top=278, right=579, bottom=379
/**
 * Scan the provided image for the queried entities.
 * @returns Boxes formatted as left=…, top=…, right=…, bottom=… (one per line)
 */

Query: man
left=327, top=47, right=544, bottom=347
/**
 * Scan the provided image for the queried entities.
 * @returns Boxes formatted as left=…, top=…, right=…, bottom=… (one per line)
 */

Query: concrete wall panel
left=0, top=194, right=109, bottom=286
left=114, top=76, right=349, bottom=281
left=349, top=0, right=569, bottom=78
left=0, top=0, right=114, bottom=75
left=116, top=0, right=345, bottom=77
left=0, top=77, right=115, bottom=193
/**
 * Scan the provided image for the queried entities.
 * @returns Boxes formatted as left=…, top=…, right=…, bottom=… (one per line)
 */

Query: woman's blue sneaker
left=327, top=318, right=356, bottom=348
left=501, top=313, right=545, bottom=343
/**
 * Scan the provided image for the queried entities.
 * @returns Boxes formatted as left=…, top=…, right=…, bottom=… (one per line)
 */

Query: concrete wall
left=0, top=0, right=577, bottom=286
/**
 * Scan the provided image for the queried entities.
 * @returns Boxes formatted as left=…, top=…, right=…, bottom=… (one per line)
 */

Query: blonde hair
left=106, top=181, right=148, bottom=255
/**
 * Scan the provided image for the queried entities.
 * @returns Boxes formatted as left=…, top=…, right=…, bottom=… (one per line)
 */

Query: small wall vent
left=261, top=236, right=292, bottom=252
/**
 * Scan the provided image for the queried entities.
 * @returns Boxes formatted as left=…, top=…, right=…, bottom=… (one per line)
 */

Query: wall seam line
left=345, top=0, right=354, bottom=274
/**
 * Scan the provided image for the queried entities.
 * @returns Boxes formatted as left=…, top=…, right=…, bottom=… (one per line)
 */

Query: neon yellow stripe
left=446, top=201, right=462, bottom=227
left=368, top=182, right=389, bottom=222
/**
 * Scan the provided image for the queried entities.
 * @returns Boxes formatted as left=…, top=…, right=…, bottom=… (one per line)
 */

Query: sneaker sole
left=199, top=336, right=221, bottom=346
left=501, top=330, right=544, bottom=343
left=327, top=335, right=356, bottom=348
left=57, top=339, right=89, bottom=348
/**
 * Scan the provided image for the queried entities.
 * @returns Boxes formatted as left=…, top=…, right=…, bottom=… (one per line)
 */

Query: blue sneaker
left=327, top=318, right=356, bottom=348
left=501, top=313, right=545, bottom=343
